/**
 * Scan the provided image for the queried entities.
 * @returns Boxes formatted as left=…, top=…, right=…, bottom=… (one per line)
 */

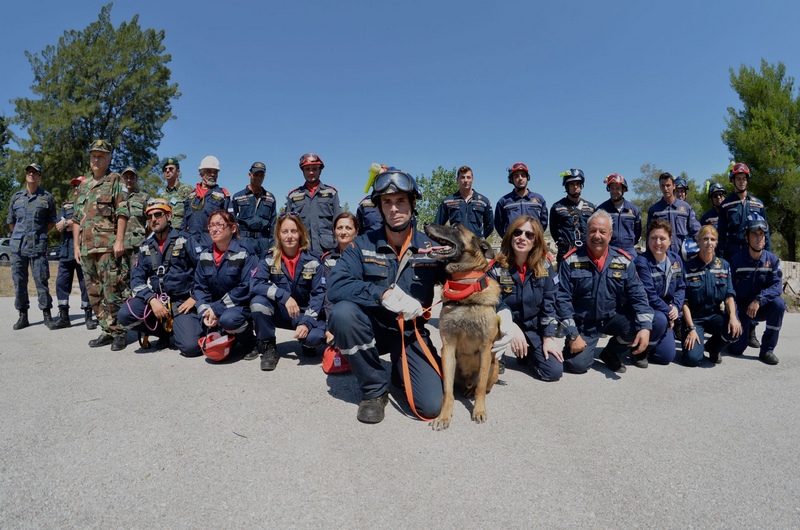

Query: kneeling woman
left=489, top=215, right=562, bottom=381
left=194, top=211, right=258, bottom=350
left=250, top=213, right=327, bottom=371
left=633, top=218, right=685, bottom=366
left=682, top=225, right=742, bottom=366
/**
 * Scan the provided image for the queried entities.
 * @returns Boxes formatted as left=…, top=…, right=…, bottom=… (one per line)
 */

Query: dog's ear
left=478, top=239, right=495, bottom=259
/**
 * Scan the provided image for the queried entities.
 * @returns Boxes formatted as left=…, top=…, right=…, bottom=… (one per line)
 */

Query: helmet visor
left=373, top=170, right=416, bottom=196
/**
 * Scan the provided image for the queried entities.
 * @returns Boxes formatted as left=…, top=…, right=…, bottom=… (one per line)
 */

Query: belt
left=241, top=230, right=266, bottom=239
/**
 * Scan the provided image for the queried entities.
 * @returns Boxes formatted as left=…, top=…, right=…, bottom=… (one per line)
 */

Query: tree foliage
left=415, top=165, right=458, bottom=226
left=722, top=59, right=800, bottom=260
left=9, top=3, right=180, bottom=205
left=631, top=163, right=700, bottom=229
left=0, top=116, right=15, bottom=237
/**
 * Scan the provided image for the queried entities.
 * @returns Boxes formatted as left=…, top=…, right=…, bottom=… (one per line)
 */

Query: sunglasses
left=512, top=228, right=535, bottom=241
left=147, top=211, right=166, bottom=220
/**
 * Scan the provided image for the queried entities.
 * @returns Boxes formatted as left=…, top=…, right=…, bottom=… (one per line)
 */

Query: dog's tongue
left=418, top=245, right=451, bottom=254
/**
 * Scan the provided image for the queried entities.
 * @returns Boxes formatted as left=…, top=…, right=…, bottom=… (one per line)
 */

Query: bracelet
left=686, top=325, right=696, bottom=331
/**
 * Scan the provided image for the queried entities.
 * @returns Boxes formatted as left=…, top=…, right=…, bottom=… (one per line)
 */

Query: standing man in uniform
left=647, top=172, right=701, bottom=255
left=50, top=176, right=95, bottom=330
left=73, top=139, right=130, bottom=351
left=285, top=153, right=342, bottom=256
left=121, top=167, right=149, bottom=267
left=182, top=155, right=232, bottom=250
left=494, top=162, right=548, bottom=237
left=232, top=161, right=277, bottom=258
left=162, top=158, right=192, bottom=231
left=597, top=173, right=642, bottom=257
left=434, top=165, right=494, bottom=240
left=7, top=162, right=57, bottom=330
left=700, top=183, right=727, bottom=229
left=549, top=169, right=596, bottom=264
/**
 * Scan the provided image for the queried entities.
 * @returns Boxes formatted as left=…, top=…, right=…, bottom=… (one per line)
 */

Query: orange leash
left=398, top=313, right=442, bottom=421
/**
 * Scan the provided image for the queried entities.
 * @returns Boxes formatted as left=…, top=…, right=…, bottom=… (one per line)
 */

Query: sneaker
left=356, top=392, right=389, bottom=424
left=632, top=352, right=649, bottom=369
left=759, top=350, right=779, bottom=365
left=599, top=348, right=626, bottom=373
left=748, top=326, right=761, bottom=349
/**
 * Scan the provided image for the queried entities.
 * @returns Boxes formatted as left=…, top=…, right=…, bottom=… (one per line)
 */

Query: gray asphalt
left=1, top=295, right=799, bottom=529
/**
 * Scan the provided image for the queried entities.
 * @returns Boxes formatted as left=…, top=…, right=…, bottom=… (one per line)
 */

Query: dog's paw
left=429, top=416, right=451, bottom=431
left=471, top=409, right=488, bottom=424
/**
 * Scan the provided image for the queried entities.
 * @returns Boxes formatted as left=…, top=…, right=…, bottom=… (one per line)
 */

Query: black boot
left=43, top=309, right=55, bottom=330
left=50, top=307, right=72, bottom=329
left=85, top=308, right=98, bottom=330
left=13, top=311, right=29, bottom=330
left=748, top=325, right=761, bottom=349
left=260, top=338, right=279, bottom=371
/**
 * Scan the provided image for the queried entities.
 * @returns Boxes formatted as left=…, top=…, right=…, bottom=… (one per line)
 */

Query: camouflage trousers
left=82, top=252, right=130, bottom=336
left=11, top=252, right=52, bottom=311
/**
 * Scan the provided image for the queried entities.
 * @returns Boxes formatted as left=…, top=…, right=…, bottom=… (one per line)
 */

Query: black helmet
left=674, top=178, right=688, bottom=190
left=745, top=213, right=768, bottom=235
left=707, top=182, right=725, bottom=198
left=561, top=168, right=585, bottom=188
left=370, top=169, right=421, bottom=204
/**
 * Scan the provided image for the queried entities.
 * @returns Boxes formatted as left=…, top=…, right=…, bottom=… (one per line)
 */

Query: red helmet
left=729, top=162, right=751, bottom=181
left=199, top=331, right=235, bottom=362
left=299, top=153, right=324, bottom=169
left=604, top=173, right=628, bottom=192
left=507, top=162, right=530, bottom=183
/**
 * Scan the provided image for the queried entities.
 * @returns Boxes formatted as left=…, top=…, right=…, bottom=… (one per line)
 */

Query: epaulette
left=322, top=184, right=338, bottom=192
left=617, top=248, right=632, bottom=260
left=221, top=188, right=230, bottom=197
left=563, top=248, right=577, bottom=259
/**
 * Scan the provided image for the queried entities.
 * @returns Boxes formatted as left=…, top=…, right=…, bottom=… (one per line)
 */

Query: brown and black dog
left=423, top=224, right=500, bottom=430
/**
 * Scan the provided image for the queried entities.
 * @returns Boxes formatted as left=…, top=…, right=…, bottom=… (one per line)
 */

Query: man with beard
left=549, top=168, right=596, bottom=264
left=494, top=162, right=548, bottom=237
left=182, top=156, right=232, bottom=249
left=118, top=198, right=202, bottom=356
left=597, top=173, right=642, bottom=257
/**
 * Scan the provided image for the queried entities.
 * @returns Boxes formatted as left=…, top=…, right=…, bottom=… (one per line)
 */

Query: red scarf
left=282, top=252, right=301, bottom=279
left=195, top=183, right=211, bottom=199
left=306, top=183, right=320, bottom=197
left=212, top=244, right=226, bottom=267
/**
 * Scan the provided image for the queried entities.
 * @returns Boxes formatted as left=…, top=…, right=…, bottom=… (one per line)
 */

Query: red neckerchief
left=516, top=262, right=528, bottom=284
left=195, top=183, right=211, bottom=199
left=282, top=252, right=302, bottom=279
left=442, top=259, right=495, bottom=301
left=156, top=236, right=169, bottom=255
left=588, top=246, right=609, bottom=270
left=306, top=183, right=320, bottom=197
left=212, top=244, right=226, bottom=267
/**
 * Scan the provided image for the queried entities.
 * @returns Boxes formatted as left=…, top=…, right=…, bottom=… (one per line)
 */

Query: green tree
left=631, top=164, right=699, bottom=229
left=415, top=166, right=458, bottom=226
left=9, top=3, right=180, bottom=207
left=722, top=59, right=800, bottom=260
left=0, top=116, right=15, bottom=237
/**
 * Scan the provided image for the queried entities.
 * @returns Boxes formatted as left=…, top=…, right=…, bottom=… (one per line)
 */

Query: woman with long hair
left=250, top=213, right=327, bottom=371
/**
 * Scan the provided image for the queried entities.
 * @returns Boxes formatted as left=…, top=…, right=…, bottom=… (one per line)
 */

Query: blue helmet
left=561, top=168, right=585, bottom=188
left=681, top=237, right=699, bottom=261
left=745, top=213, right=768, bottom=234
left=707, top=182, right=725, bottom=198
left=674, top=178, right=688, bottom=190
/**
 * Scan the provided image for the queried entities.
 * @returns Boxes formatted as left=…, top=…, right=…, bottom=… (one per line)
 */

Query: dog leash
left=398, top=314, right=442, bottom=421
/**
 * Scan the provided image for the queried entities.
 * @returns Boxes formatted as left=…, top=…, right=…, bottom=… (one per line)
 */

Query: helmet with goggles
left=370, top=168, right=422, bottom=203
left=507, top=162, right=530, bottom=184
left=604, top=173, right=628, bottom=192
left=560, top=168, right=585, bottom=188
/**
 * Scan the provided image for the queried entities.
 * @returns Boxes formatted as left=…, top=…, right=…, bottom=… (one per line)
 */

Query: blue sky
left=2, top=1, right=799, bottom=209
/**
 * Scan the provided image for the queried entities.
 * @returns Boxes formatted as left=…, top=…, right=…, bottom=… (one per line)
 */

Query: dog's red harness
left=441, top=259, right=495, bottom=301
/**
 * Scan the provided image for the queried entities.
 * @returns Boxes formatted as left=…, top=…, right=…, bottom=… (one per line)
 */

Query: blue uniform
left=118, top=228, right=202, bottom=356
left=232, top=186, right=277, bottom=258
left=597, top=198, right=642, bottom=257
left=327, top=228, right=446, bottom=415
left=556, top=246, right=655, bottom=373
left=181, top=185, right=233, bottom=249
left=549, top=197, right=596, bottom=263
left=682, top=255, right=737, bottom=366
left=647, top=198, right=701, bottom=255
left=250, top=250, right=326, bottom=347
left=494, top=190, right=548, bottom=237
left=488, top=259, right=561, bottom=381
left=321, top=248, right=343, bottom=319
left=729, top=249, right=784, bottom=356
left=194, top=238, right=258, bottom=336
left=55, top=201, right=89, bottom=311
left=356, top=195, right=382, bottom=234
left=7, top=186, right=57, bottom=311
left=717, top=193, right=771, bottom=261
left=284, top=182, right=342, bottom=255
left=700, top=208, right=720, bottom=229
left=633, top=250, right=686, bottom=365
left=434, top=191, right=494, bottom=239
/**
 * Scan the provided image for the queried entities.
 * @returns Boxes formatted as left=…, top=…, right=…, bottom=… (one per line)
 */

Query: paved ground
left=1, top=295, right=799, bottom=529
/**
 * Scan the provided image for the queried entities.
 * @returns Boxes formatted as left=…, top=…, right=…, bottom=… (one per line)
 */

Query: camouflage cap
left=250, top=162, right=267, bottom=174
left=146, top=197, right=172, bottom=215
left=162, top=158, right=180, bottom=170
left=89, top=139, right=112, bottom=153
left=122, top=166, right=138, bottom=177
left=25, top=163, right=42, bottom=174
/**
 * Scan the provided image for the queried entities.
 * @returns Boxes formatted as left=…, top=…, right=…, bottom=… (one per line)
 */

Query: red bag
left=322, top=345, right=351, bottom=374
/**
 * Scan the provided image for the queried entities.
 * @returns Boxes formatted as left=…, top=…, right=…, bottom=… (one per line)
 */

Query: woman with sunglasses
left=250, top=213, right=327, bottom=371
left=193, top=210, right=258, bottom=351
left=488, top=215, right=563, bottom=381
left=632, top=218, right=686, bottom=366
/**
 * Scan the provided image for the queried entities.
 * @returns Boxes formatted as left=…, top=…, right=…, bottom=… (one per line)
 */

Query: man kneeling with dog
left=327, top=169, right=515, bottom=424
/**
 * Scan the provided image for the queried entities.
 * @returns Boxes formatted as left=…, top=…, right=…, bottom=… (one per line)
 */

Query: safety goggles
left=373, top=170, right=416, bottom=195
left=278, top=211, right=300, bottom=219
left=512, top=228, right=535, bottom=241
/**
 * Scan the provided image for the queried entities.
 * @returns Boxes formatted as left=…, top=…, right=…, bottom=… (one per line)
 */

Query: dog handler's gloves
left=382, top=286, right=424, bottom=321
left=492, top=308, right=522, bottom=355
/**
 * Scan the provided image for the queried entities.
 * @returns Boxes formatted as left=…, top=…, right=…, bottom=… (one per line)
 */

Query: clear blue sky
left=2, top=1, right=799, bottom=209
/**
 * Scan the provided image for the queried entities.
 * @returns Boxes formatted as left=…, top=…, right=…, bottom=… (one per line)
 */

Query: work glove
left=492, top=308, right=522, bottom=355
left=381, top=286, right=424, bottom=321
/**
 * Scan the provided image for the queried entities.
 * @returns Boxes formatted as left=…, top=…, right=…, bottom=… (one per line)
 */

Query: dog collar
left=441, top=260, right=495, bottom=301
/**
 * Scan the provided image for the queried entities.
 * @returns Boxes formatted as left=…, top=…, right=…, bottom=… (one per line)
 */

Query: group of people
left=7, top=143, right=786, bottom=423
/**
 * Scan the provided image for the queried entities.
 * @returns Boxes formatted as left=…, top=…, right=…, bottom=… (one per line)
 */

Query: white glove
left=381, top=286, right=424, bottom=321
left=492, top=308, right=522, bottom=354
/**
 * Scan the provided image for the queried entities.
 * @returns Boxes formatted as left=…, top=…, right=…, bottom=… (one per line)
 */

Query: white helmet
left=199, top=156, right=221, bottom=171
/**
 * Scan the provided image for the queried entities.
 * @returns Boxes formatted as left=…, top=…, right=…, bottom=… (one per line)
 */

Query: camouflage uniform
left=74, top=173, right=130, bottom=337
left=6, top=186, right=57, bottom=311
left=123, top=188, right=150, bottom=266
left=163, top=182, right=193, bottom=231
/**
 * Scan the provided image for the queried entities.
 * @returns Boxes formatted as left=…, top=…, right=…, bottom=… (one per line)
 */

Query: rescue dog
left=423, top=224, right=500, bottom=430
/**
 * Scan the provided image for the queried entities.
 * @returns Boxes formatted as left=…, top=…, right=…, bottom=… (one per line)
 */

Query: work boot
left=13, top=311, right=29, bottom=330
left=260, top=338, right=279, bottom=371
left=599, top=348, right=626, bottom=373
left=302, top=345, right=318, bottom=358
left=50, top=307, right=72, bottom=329
left=357, top=391, right=390, bottom=424
left=88, top=333, right=114, bottom=348
left=43, top=309, right=55, bottom=330
left=759, top=350, right=779, bottom=365
left=748, top=326, right=761, bottom=349
left=111, top=334, right=127, bottom=351
left=85, top=308, right=98, bottom=330
left=632, top=352, right=649, bottom=369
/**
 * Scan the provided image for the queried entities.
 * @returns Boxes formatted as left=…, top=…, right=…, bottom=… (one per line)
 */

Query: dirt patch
left=0, top=262, right=65, bottom=298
